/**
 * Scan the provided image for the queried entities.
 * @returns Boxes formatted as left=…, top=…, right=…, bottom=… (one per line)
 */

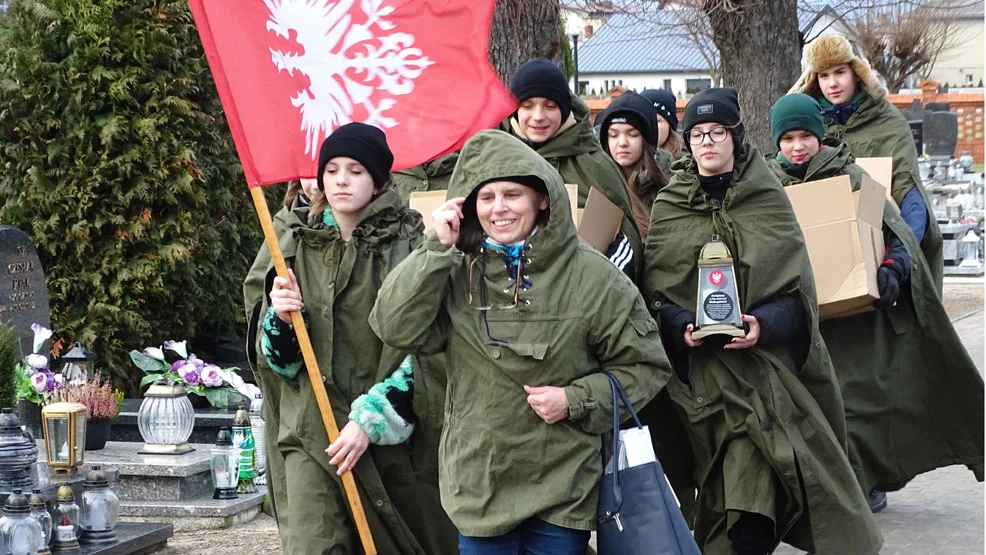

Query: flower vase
left=85, top=421, right=113, bottom=451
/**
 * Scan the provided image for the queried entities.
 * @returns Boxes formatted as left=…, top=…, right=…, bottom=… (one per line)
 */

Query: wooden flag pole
left=249, top=186, right=377, bottom=555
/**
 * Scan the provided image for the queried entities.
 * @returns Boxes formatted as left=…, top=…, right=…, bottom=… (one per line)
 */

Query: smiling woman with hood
left=370, top=129, right=671, bottom=554
left=643, top=88, right=881, bottom=555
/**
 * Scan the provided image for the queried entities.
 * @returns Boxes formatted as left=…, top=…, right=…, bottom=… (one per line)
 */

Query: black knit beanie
left=681, top=88, right=744, bottom=153
left=598, top=91, right=659, bottom=147
left=640, top=89, right=679, bottom=131
left=509, top=58, right=573, bottom=122
left=316, top=122, right=393, bottom=191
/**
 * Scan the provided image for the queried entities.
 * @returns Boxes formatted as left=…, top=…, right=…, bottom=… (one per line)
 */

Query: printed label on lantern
left=703, top=291, right=734, bottom=321
left=709, top=270, right=725, bottom=287
left=56, top=525, right=74, bottom=541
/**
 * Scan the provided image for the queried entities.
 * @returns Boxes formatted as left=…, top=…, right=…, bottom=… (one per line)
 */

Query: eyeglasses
left=467, top=248, right=527, bottom=311
left=687, top=126, right=732, bottom=146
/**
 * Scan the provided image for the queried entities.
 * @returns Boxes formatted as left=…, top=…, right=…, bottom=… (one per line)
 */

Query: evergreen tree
left=0, top=0, right=263, bottom=392
left=0, top=325, right=16, bottom=410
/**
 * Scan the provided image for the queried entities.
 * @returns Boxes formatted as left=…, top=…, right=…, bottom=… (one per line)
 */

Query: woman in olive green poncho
left=767, top=93, right=984, bottom=513
left=790, top=34, right=944, bottom=292
left=643, top=88, right=881, bottom=555
left=370, top=129, right=670, bottom=553
left=501, top=58, right=643, bottom=280
left=255, top=123, right=456, bottom=555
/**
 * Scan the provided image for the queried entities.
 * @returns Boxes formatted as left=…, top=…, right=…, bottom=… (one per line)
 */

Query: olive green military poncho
left=791, top=77, right=945, bottom=291
left=767, top=142, right=984, bottom=495
left=390, top=151, right=459, bottom=205
left=502, top=93, right=644, bottom=280
left=370, top=129, right=671, bottom=536
left=244, top=199, right=309, bottom=523
left=642, top=146, right=882, bottom=555
left=249, top=189, right=456, bottom=555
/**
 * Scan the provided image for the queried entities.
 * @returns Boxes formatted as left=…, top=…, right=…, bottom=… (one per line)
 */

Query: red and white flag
left=189, top=0, right=516, bottom=186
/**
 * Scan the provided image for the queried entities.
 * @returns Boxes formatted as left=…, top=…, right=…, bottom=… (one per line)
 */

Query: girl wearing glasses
left=596, top=90, right=670, bottom=238
left=370, top=129, right=670, bottom=554
left=642, top=88, right=881, bottom=555
left=257, top=123, right=457, bottom=555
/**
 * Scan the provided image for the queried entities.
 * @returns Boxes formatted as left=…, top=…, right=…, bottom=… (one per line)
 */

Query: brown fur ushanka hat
left=790, top=35, right=887, bottom=101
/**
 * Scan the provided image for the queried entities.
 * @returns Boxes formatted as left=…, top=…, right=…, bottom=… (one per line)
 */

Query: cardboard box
left=855, top=157, right=898, bottom=213
left=409, top=184, right=621, bottom=253
left=785, top=175, right=886, bottom=320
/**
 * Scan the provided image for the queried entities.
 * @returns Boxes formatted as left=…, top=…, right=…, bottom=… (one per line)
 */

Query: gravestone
left=909, top=121, right=924, bottom=155
left=900, top=99, right=931, bottom=123
left=0, top=226, right=50, bottom=358
left=924, top=111, right=959, bottom=158
left=926, top=102, right=951, bottom=113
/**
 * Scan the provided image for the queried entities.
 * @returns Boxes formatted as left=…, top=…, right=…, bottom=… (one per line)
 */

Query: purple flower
left=30, top=373, right=48, bottom=394
left=200, top=365, right=224, bottom=387
left=182, top=371, right=201, bottom=387
left=175, top=362, right=196, bottom=379
left=171, top=360, right=187, bottom=373
left=53, top=374, right=65, bottom=389
left=27, top=354, right=48, bottom=370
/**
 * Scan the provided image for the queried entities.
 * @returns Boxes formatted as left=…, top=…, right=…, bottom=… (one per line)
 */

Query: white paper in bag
left=617, top=426, right=681, bottom=508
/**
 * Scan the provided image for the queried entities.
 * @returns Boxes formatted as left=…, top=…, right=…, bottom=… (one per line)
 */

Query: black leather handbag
left=597, top=372, right=700, bottom=555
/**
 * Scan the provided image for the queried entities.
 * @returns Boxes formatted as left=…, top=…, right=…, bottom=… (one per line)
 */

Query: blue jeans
left=457, top=517, right=591, bottom=555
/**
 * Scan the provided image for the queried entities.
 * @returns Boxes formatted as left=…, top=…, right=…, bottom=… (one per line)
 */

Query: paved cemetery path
left=158, top=285, right=984, bottom=555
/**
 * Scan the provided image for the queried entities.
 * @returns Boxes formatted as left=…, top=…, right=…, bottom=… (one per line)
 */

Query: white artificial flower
left=26, top=354, right=48, bottom=370
left=163, top=340, right=188, bottom=359
left=31, top=323, right=52, bottom=354
left=143, top=347, right=165, bottom=361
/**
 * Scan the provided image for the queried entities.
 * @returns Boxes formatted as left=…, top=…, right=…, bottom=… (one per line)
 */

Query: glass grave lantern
left=0, top=490, right=44, bottom=555
left=0, top=409, right=39, bottom=490
left=59, top=344, right=90, bottom=385
left=28, top=489, right=52, bottom=548
left=211, top=428, right=239, bottom=500
left=41, top=403, right=86, bottom=473
left=51, top=486, right=81, bottom=555
left=137, top=383, right=195, bottom=455
left=79, top=466, right=119, bottom=544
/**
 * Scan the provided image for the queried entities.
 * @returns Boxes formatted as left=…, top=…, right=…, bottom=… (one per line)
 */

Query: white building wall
left=577, top=72, right=713, bottom=97
left=928, top=20, right=985, bottom=87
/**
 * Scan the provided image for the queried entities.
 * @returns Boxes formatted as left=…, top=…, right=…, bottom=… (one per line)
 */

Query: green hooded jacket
left=370, top=130, right=671, bottom=536
left=642, top=147, right=882, bottom=554
left=391, top=151, right=460, bottom=205
left=251, top=189, right=457, bottom=555
left=243, top=199, right=309, bottom=524
left=820, top=94, right=944, bottom=292
left=655, top=146, right=675, bottom=177
left=501, top=93, right=644, bottom=281
left=766, top=142, right=985, bottom=494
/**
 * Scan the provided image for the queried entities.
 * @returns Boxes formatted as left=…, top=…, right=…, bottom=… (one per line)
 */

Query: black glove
left=875, top=237, right=911, bottom=308
left=605, top=231, right=635, bottom=279
left=659, top=305, right=696, bottom=382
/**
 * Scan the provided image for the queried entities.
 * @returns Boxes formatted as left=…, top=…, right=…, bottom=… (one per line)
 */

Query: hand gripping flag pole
left=249, top=186, right=377, bottom=553
left=189, top=0, right=516, bottom=551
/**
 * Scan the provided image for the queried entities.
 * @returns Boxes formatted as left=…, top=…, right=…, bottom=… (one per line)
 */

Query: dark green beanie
left=770, top=93, right=824, bottom=147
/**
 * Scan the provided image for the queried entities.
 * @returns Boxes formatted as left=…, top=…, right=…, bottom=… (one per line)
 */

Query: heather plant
left=0, top=0, right=264, bottom=393
left=47, top=372, right=124, bottom=422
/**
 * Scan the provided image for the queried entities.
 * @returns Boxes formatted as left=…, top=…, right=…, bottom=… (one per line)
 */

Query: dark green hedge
left=0, top=0, right=265, bottom=393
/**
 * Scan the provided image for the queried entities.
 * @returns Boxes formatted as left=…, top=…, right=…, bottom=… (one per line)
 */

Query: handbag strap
left=601, top=371, right=644, bottom=517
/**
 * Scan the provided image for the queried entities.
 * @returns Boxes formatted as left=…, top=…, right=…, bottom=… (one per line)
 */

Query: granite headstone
left=924, top=111, right=959, bottom=158
left=926, top=102, right=951, bottom=113
left=0, top=226, right=50, bottom=358
left=909, top=121, right=924, bottom=155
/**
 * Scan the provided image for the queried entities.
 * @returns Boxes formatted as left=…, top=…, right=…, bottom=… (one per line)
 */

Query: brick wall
left=887, top=80, right=985, bottom=164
